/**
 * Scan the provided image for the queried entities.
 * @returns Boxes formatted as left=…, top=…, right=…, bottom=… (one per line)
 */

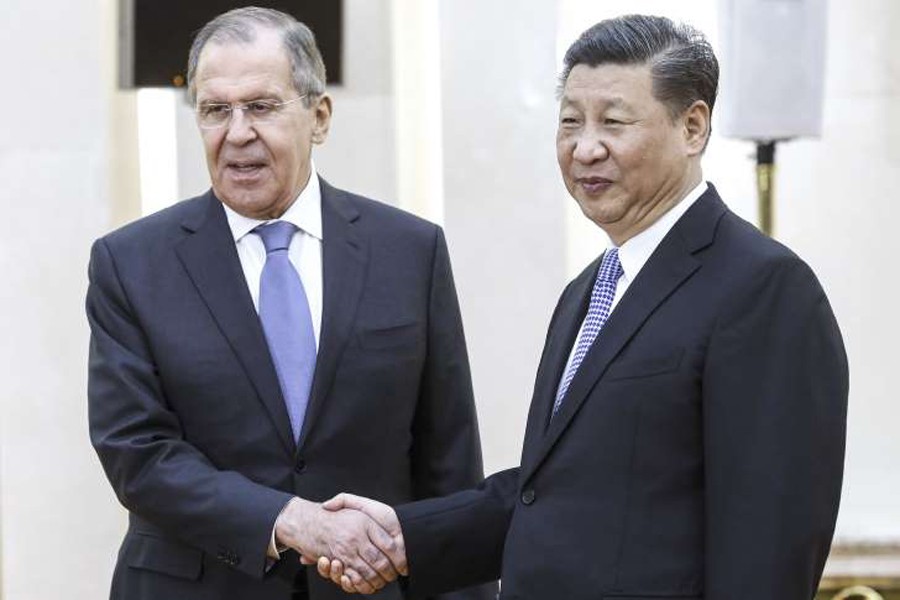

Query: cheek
left=614, top=142, right=651, bottom=173
left=267, top=139, right=306, bottom=181
left=556, top=139, right=573, bottom=168
left=201, top=133, right=223, bottom=164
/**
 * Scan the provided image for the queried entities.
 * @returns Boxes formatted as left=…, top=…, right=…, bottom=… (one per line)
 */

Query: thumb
left=322, top=492, right=378, bottom=514
left=344, top=495, right=399, bottom=534
left=321, top=492, right=356, bottom=511
left=323, top=494, right=403, bottom=537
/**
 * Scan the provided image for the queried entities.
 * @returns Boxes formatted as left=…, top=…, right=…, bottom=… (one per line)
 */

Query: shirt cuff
left=267, top=498, right=295, bottom=560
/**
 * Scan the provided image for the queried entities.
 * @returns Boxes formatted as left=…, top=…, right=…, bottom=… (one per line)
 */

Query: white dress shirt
left=557, top=181, right=708, bottom=389
left=221, top=169, right=324, bottom=349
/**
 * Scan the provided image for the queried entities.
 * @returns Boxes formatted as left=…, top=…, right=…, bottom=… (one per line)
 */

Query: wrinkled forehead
left=194, top=34, right=294, bottom=102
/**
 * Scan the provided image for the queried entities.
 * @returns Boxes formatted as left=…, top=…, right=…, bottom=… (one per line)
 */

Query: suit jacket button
left=521, top=489, right=536, bottom=505
left=294, top=459, right=306, bottom=474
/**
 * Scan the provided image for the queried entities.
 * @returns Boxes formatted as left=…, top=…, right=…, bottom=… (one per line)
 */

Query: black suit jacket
left=396, top=185, right=848, bottom=600
left=87, top=179, right=495, bottom=600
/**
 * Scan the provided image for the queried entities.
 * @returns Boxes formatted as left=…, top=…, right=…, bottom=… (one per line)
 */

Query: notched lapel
left=297, top=181, right=368, bottom=449
left=174, top=193, right=296, bottom=456
left=519, top=266, right=595, bottom=475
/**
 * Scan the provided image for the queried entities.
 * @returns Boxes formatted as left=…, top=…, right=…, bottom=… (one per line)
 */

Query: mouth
left=226, top=160, right=267, bottom=172
left=575, top=176, right=613, bottom=194
left=223, top=159, right=268, bottom=182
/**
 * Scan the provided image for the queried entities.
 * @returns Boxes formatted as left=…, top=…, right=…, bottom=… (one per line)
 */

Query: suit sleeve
left=702, top=255, right=848, bottom=599
left=405, top=226, right=497, bottom=599
left=398, top=467, right=519, bottom=599
left=86, top=238, right=293, bottom=579
left=411, top=227, right=483, bottom=497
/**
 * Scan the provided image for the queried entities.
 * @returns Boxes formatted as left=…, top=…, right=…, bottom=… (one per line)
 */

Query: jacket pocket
left=604, top=349, right=684, bottom=381
left=356, top=322, right=419, bottom=350
left=124, top=532, right=203, bottom=580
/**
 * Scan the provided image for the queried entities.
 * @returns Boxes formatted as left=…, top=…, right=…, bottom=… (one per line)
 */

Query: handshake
left=275, top=493, right=406, bottom=594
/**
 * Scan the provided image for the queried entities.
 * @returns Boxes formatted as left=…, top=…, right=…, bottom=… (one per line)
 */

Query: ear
left=682, top=100, right=710, bottom=156
left=311, top=93, right=333, bottom=145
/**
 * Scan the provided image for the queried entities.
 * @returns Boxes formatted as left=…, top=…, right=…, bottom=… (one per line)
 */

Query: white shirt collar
left=222, top=163, right=324, bottom=243
left=615, top=180, right=708, bottom=283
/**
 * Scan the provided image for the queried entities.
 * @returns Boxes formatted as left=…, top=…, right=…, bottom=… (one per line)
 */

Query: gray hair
left=186, top=6, right=327, bottom=106
left=559, top=14, right=718, bottom=127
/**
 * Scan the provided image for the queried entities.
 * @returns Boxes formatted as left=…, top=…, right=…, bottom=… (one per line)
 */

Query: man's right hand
left=307, top=493, right=407, bottom=594
left=275, top=497, right=407, bottom=594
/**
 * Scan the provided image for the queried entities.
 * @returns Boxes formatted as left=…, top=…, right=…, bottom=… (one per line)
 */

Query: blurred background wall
left=1, top=0, right=898, bottom=598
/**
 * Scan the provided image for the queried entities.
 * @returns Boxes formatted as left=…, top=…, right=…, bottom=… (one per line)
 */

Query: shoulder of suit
left=702, top=201, right=824, bottom=300
left=714, top=205, right=803, bottom=265
left=324, top=183, right=440, bottom=238
left=98, top=192, right=210, bottom=249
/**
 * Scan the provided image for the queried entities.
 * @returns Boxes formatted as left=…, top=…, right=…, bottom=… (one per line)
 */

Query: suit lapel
left=519, top=263, right=596, bottom=475
left=296, top=179, right=368, bottom=449
left=520, top=187, right=726, bottom=482
left=174, top=192, right=296, bottom=455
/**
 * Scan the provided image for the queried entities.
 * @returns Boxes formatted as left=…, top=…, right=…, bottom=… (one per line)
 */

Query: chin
left=576, top=198, right=607, bottom=219
left=578, top=203, right=622, bottom=229
left=216, top=191, right=269, bottom=219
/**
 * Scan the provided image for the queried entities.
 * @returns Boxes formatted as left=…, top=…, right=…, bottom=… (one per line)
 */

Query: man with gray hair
left=312, top=14, right=848, bottom=599
left=87, top=7, right=494, bottom=600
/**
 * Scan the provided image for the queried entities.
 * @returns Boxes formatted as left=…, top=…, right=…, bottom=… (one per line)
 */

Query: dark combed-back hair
left=186, top=6, right=326, bottom=107
left=559, top=14, right=719, bottom=123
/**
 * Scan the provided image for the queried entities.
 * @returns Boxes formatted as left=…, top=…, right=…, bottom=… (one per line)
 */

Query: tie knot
left=598, top=248, right=623, bottom=283
left=256, top=221, right=297, bottom=253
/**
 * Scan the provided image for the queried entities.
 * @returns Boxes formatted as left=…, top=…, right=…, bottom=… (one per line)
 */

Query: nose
left=224, top=107, right=258, bottom=144
left=571, top=131, right=609, bottom=164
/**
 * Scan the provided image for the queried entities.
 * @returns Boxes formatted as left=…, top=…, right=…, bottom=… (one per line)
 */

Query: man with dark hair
left=312, top=14, right=848, bottom=600
left=87, top=7, right=494, bottom=600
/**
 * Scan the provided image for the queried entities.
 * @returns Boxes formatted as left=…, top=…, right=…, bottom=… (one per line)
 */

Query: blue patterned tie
left=256, top=221, right=316, bottom=441
left=552, top=248, right=623, bottom=417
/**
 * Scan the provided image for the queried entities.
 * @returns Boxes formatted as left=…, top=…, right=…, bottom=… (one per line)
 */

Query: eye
left=246, top=100, right=277, bottom=116
left=603, top=118, right=622, bottom=126
left=199, top=103, right=230, bottom=118
left=559, top=115, right=581, bottom=127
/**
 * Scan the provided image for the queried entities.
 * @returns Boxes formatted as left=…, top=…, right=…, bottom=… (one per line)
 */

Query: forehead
left=561, top=63, right=655, bottom=108
left=194, top=29, right=294, bottom=101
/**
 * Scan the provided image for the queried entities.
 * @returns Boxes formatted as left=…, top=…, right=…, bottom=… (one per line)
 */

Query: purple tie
left=552, top=248, right=623, bottom=417
left=256, top=221, right=316, bottom=441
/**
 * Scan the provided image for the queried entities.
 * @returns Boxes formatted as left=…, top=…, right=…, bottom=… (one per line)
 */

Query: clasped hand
left=276, top=494, right=406, bottom=594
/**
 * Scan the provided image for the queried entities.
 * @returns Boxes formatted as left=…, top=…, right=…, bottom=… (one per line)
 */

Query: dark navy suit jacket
left=87, top=179, right=495, bottom=600
left=396, top=185, right=848, bottom=600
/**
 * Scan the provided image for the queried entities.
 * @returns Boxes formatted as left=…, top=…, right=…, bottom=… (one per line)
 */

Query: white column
left=437, top=0, right=566, bottom=473
left=0, top=0, right=134, bottom=598
left=389, top=0, right=445, bottom=222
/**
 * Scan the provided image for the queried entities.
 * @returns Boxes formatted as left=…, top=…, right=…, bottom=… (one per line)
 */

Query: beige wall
left=1, top=1, right=898, bottom=598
